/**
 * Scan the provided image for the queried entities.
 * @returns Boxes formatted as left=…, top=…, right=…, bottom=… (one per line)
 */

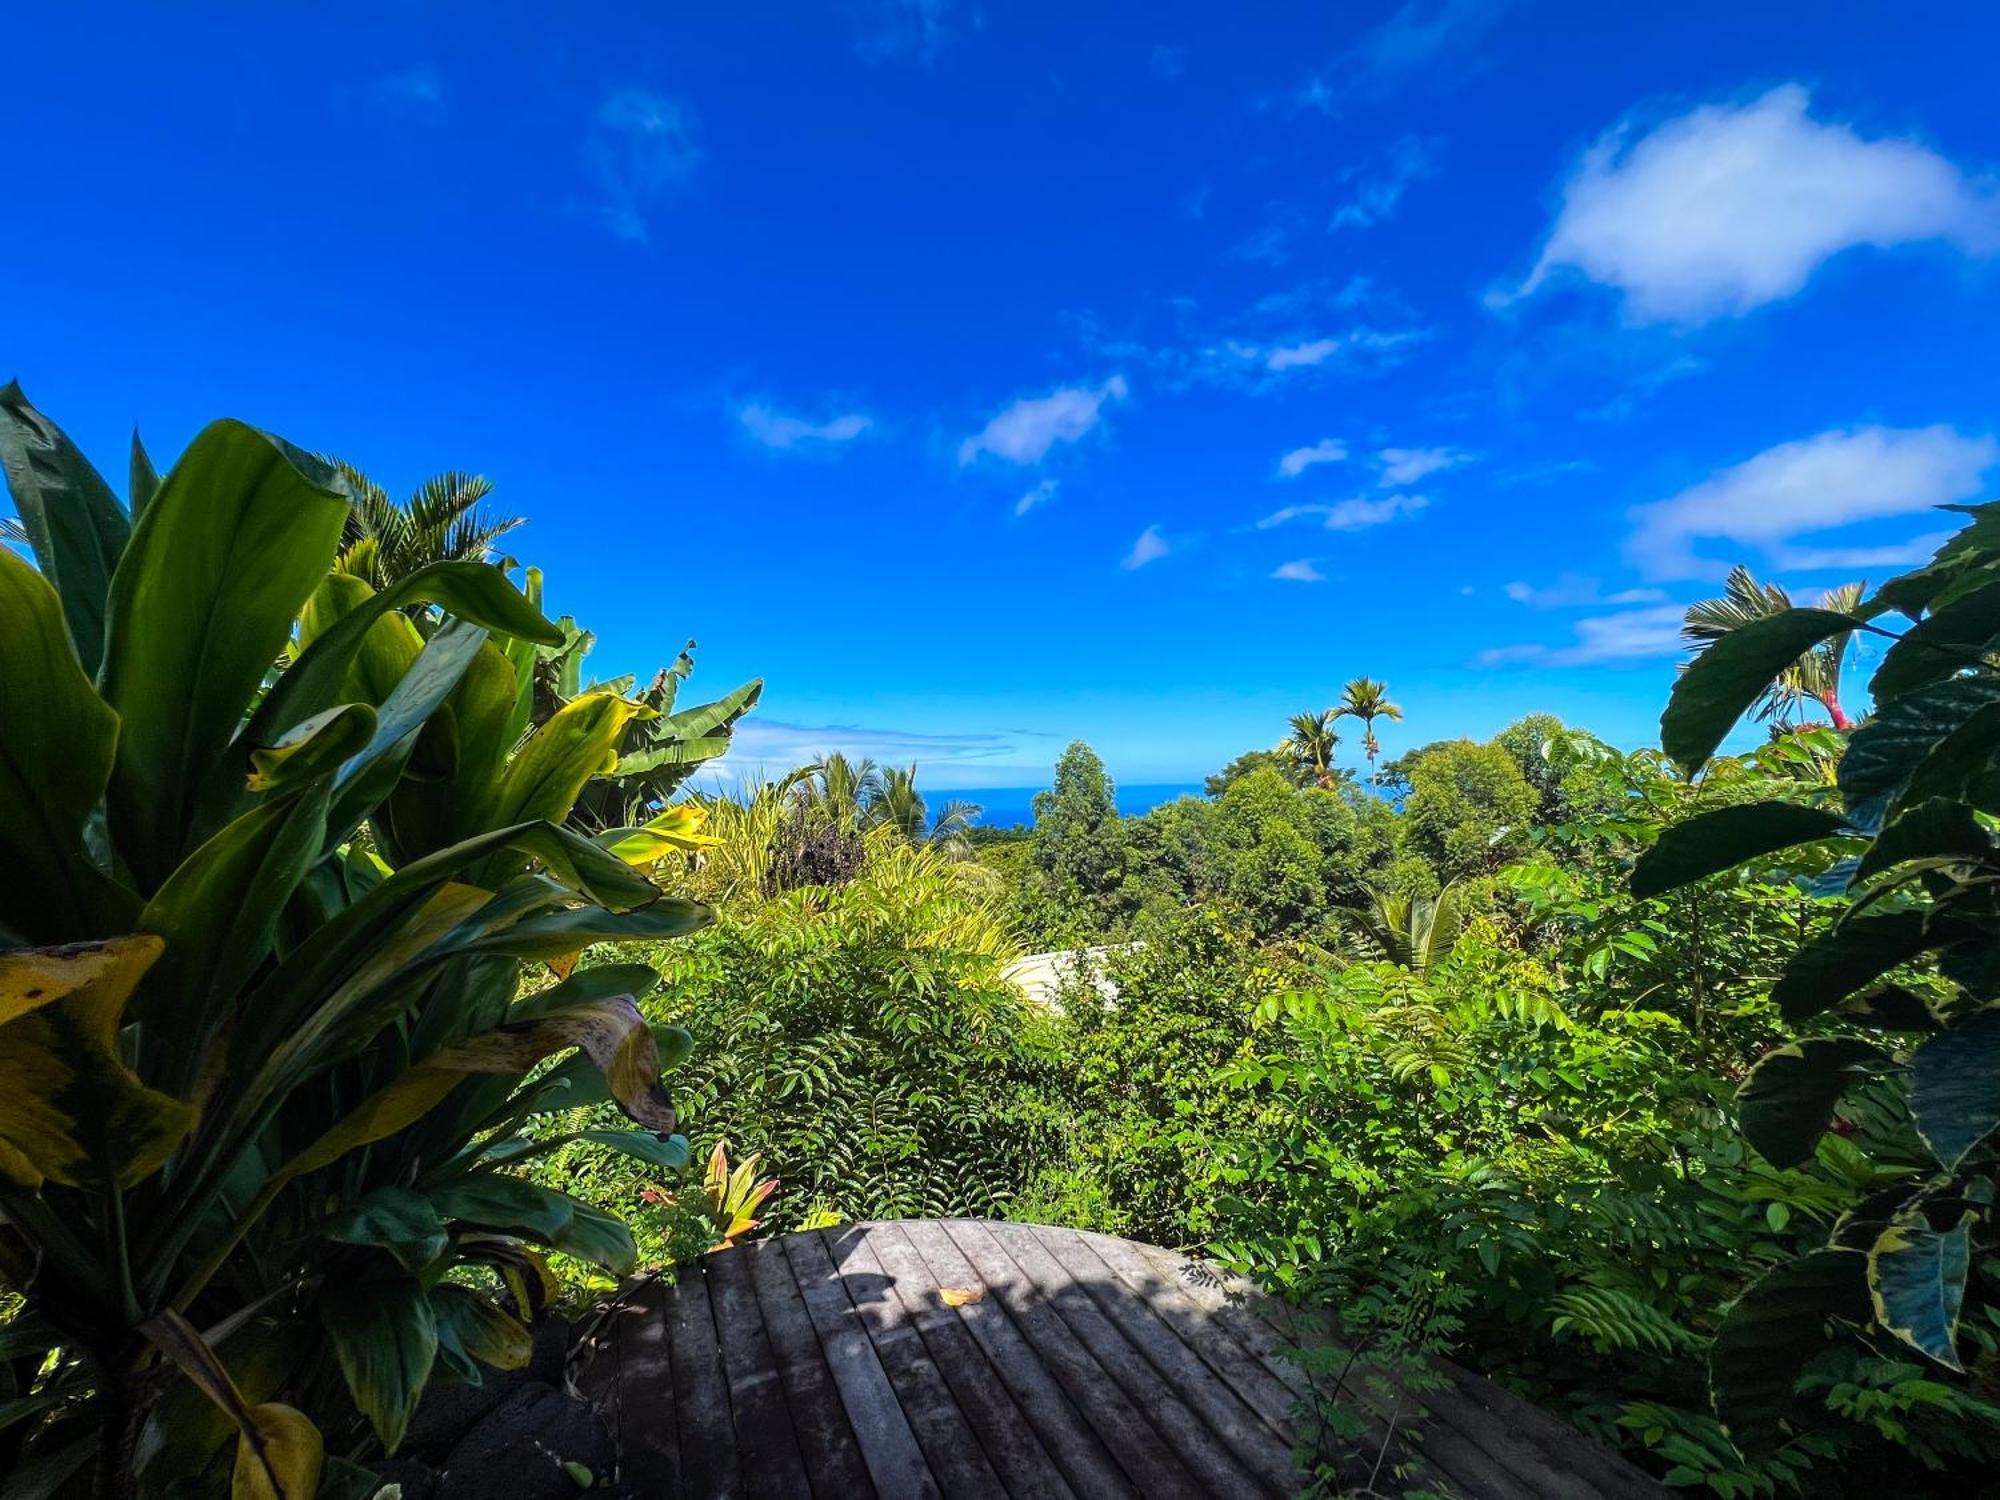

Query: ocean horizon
left=948, top=782, right=1206, bottom=829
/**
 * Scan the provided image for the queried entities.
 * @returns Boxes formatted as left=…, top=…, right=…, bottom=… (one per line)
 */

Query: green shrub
left=0, top=388, right=707, bottom=1498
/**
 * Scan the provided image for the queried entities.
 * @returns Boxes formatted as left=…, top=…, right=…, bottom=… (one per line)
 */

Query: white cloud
left=738, top=403, right=873, bottom=451
left=1123, top=525, right=1171, bottom=570
left=1258, top=494, right=1430, bottom=531
left=1476, top=602, right=1689, bottom=667
left=958, top=376, right=1128, bottom=466
left=1503, top=574, right=1668, bottom=608
left=1211, top=328, right=1427, bottom=380
left=1628, top=424, right=1998, bottom=579
left=1272, top=559, right=1325, bottom=582
left=1277, top=439, right=1348, bottom=479
left=849, top=0, right=951, bottom=63
left=718, top=715, right=1025, bottom=775
left=583, top=90, right=701, bottom=243
left=1332, top=136, right=1437, bottom=230
left=1513, top=85, right=1999, bottom=324
left=1775, top=532, right=1955, bottom=572
left=1014, top=478, right=1060, bottom=517
left=1377, top=446, right=1461, bottom=485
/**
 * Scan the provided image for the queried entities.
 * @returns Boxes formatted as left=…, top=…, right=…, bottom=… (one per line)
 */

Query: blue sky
left=7, top=2, right=2000, bottom=789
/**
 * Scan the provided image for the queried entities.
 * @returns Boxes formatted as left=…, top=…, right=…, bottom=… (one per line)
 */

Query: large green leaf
left=1867, top=1214, right=1971, bottom=1370
left=0, top=545, right=135, bottom=942
left=427, top=1173, right=573, bottom=1240
left=1909, top=1008, right=2000, bottom=1170
left=140, top=1311, right=322, bottom=1500
left=1838, top=676, right=2000, bottom=832
left=430, top=1286, right=531, bottom=1387
left=135, top=784, right=333, bottom=1037
left=1661, top=608, right=1864, bottom=774
left=1851, top=797, right=1991, bottom=886
left=0, top=936, right=195, bottom=1189
left=1710, top=1249, right=1870, bottom=1458
left=448, top=899, right=709, bottom=962
left=1630, top=800, right=1848, bottom=898
left=1738, top=1038, right=1888, bottom=1168
left=1771, top=910, right=1938, bottom=1022
left=1869, top=578, right=2000, bottom=701
left=322, top=1187, right=449, bottom=1274
left=655, top=678, right=763, bottom=740
left=99, top=420, right=351, bottom=888
left=320, top=1275, right=437, bottom=1452
left=0, top=381, right=130, bottom=673
left=492, top=691, right=646, bottom=828
left=554, top=1198, right=639, bottom=1274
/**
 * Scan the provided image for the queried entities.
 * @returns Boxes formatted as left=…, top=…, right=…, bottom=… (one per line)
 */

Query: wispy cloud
left=1628, top=424, right=1998, bottom=579
left=848, top=0, right=952, bottom=63
left=1272, top=558, right=1326, bottom=582
left=1123, top=524, right=1171, bottom=570
left=738, top=402, right=874, bottom=451
left=1299, top=0, right=1509, bottom=112
left=582, top=89, right=701, bottom=243
left=1014, top=478, right=1060, bottom=517
left=1277, top=439, right=1348, bottom=479
left=720, top=715, right=1031, bottom=774
left=1332, top=136, right=1438, bottom=230
left=1503, top=574, right=1667, bottom=608
left=1476, top=602, right=1689, bottom=667
left=1507, top=85, right=1999, bottom=324
left=373, top=66, right=445, bottom=116
left=1258, top=494, right=1430, bottom=532
left=959, top=376, right=1128, bottom=466
left=1377, top=446, right=1462, bottom=486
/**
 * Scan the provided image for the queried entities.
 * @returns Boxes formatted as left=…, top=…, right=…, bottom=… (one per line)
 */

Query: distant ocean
left=950, top=782, right=1206, bottom=829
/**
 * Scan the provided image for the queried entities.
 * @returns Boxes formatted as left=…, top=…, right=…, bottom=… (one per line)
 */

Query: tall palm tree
left=1683, top=567, right=1862, bottom=729
left=1333, top=677, right=1403, bottom=786
left=330, top=462, right=525, bottom=589
left=1286, top=710, right=1340, bottom=788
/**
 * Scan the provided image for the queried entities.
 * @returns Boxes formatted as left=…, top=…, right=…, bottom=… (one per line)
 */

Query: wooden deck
left=572, top=1219, right=1666, bottom=1499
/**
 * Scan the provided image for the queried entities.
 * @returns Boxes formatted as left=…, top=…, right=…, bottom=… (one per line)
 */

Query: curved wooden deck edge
left=571, top=1219, right=1668, bottom=1499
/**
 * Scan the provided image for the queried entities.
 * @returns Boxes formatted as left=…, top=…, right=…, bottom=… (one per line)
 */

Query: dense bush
left=0, top=389, right=710, bottom=1498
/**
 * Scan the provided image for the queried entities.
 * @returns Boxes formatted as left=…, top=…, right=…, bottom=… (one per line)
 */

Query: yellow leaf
left=0, top=936, right=193, bottom=1188
left=938, top=1286, right=984, bottom=1308
left=233, top=1403, right=322, bottom=1500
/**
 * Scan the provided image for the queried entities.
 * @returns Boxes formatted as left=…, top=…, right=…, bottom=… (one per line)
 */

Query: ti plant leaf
left=1770, top=910, right=1939, bottom=1023
left=142, top=1311, right=324, bottom=1500
left=320, top=1274, right=437, bottom=1453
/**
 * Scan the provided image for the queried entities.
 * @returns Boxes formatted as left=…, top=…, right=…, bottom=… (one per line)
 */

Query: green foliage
left=1645, top=509, right=2000, bottom=1471
left=548, top=834, right=1061, bottom=1255
left=1032, top=740, right=1128, bottom=900
left=1400, top=737, right=1539, bottom=881
left=0, top=390, right=707, bottom=1497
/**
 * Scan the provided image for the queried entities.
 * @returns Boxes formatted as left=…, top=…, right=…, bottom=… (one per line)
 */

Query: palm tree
left=331, top=462, right=525, bottom=589
left=802, top=753, right=884, bottom=831
left=1286, top=710, right=1340, bottom=788
left=1333, top=677, right=1403, bottom=785
left=1683, top=566, right=1862, bottom=729
left=871, top=764, right=981, bottom=846
left=1344, top=884, right=1465, bottom=974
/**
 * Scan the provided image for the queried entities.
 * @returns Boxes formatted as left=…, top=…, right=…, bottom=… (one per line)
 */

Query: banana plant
left=1633, top=502, right=2000, bottom=1460
left=0, top=384, right=716, bottom=1499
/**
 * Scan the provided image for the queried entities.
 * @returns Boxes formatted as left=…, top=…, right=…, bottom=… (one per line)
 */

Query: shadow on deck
left=571, top=1218, right=1666, bottom=1499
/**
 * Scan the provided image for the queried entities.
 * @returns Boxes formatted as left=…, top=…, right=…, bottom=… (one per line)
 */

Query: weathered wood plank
left=744, top=1239, right=876, bottom=1500
left=1038, top=1226, right=1297, bottom=1494
left=780, top=1229, right=939, bottom=1498
left=1072, top=1229, right=1297, bottom=1441
left=706, top=1248, right=817, bottom=1500
left=814, top=1228, right=1009, bottom=1499
left=895, top=1220, right=1135, bottom=1500
left=574, top=1278, right=685, bottom=1500
left=939, top=1220, right=1216, bottom=1500
left=863, top=1222, right=1081, bottom=1500
left=667, top=1267, right=743, bottom=1500
left=1428, top=1360, right=1668, bottom=1499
